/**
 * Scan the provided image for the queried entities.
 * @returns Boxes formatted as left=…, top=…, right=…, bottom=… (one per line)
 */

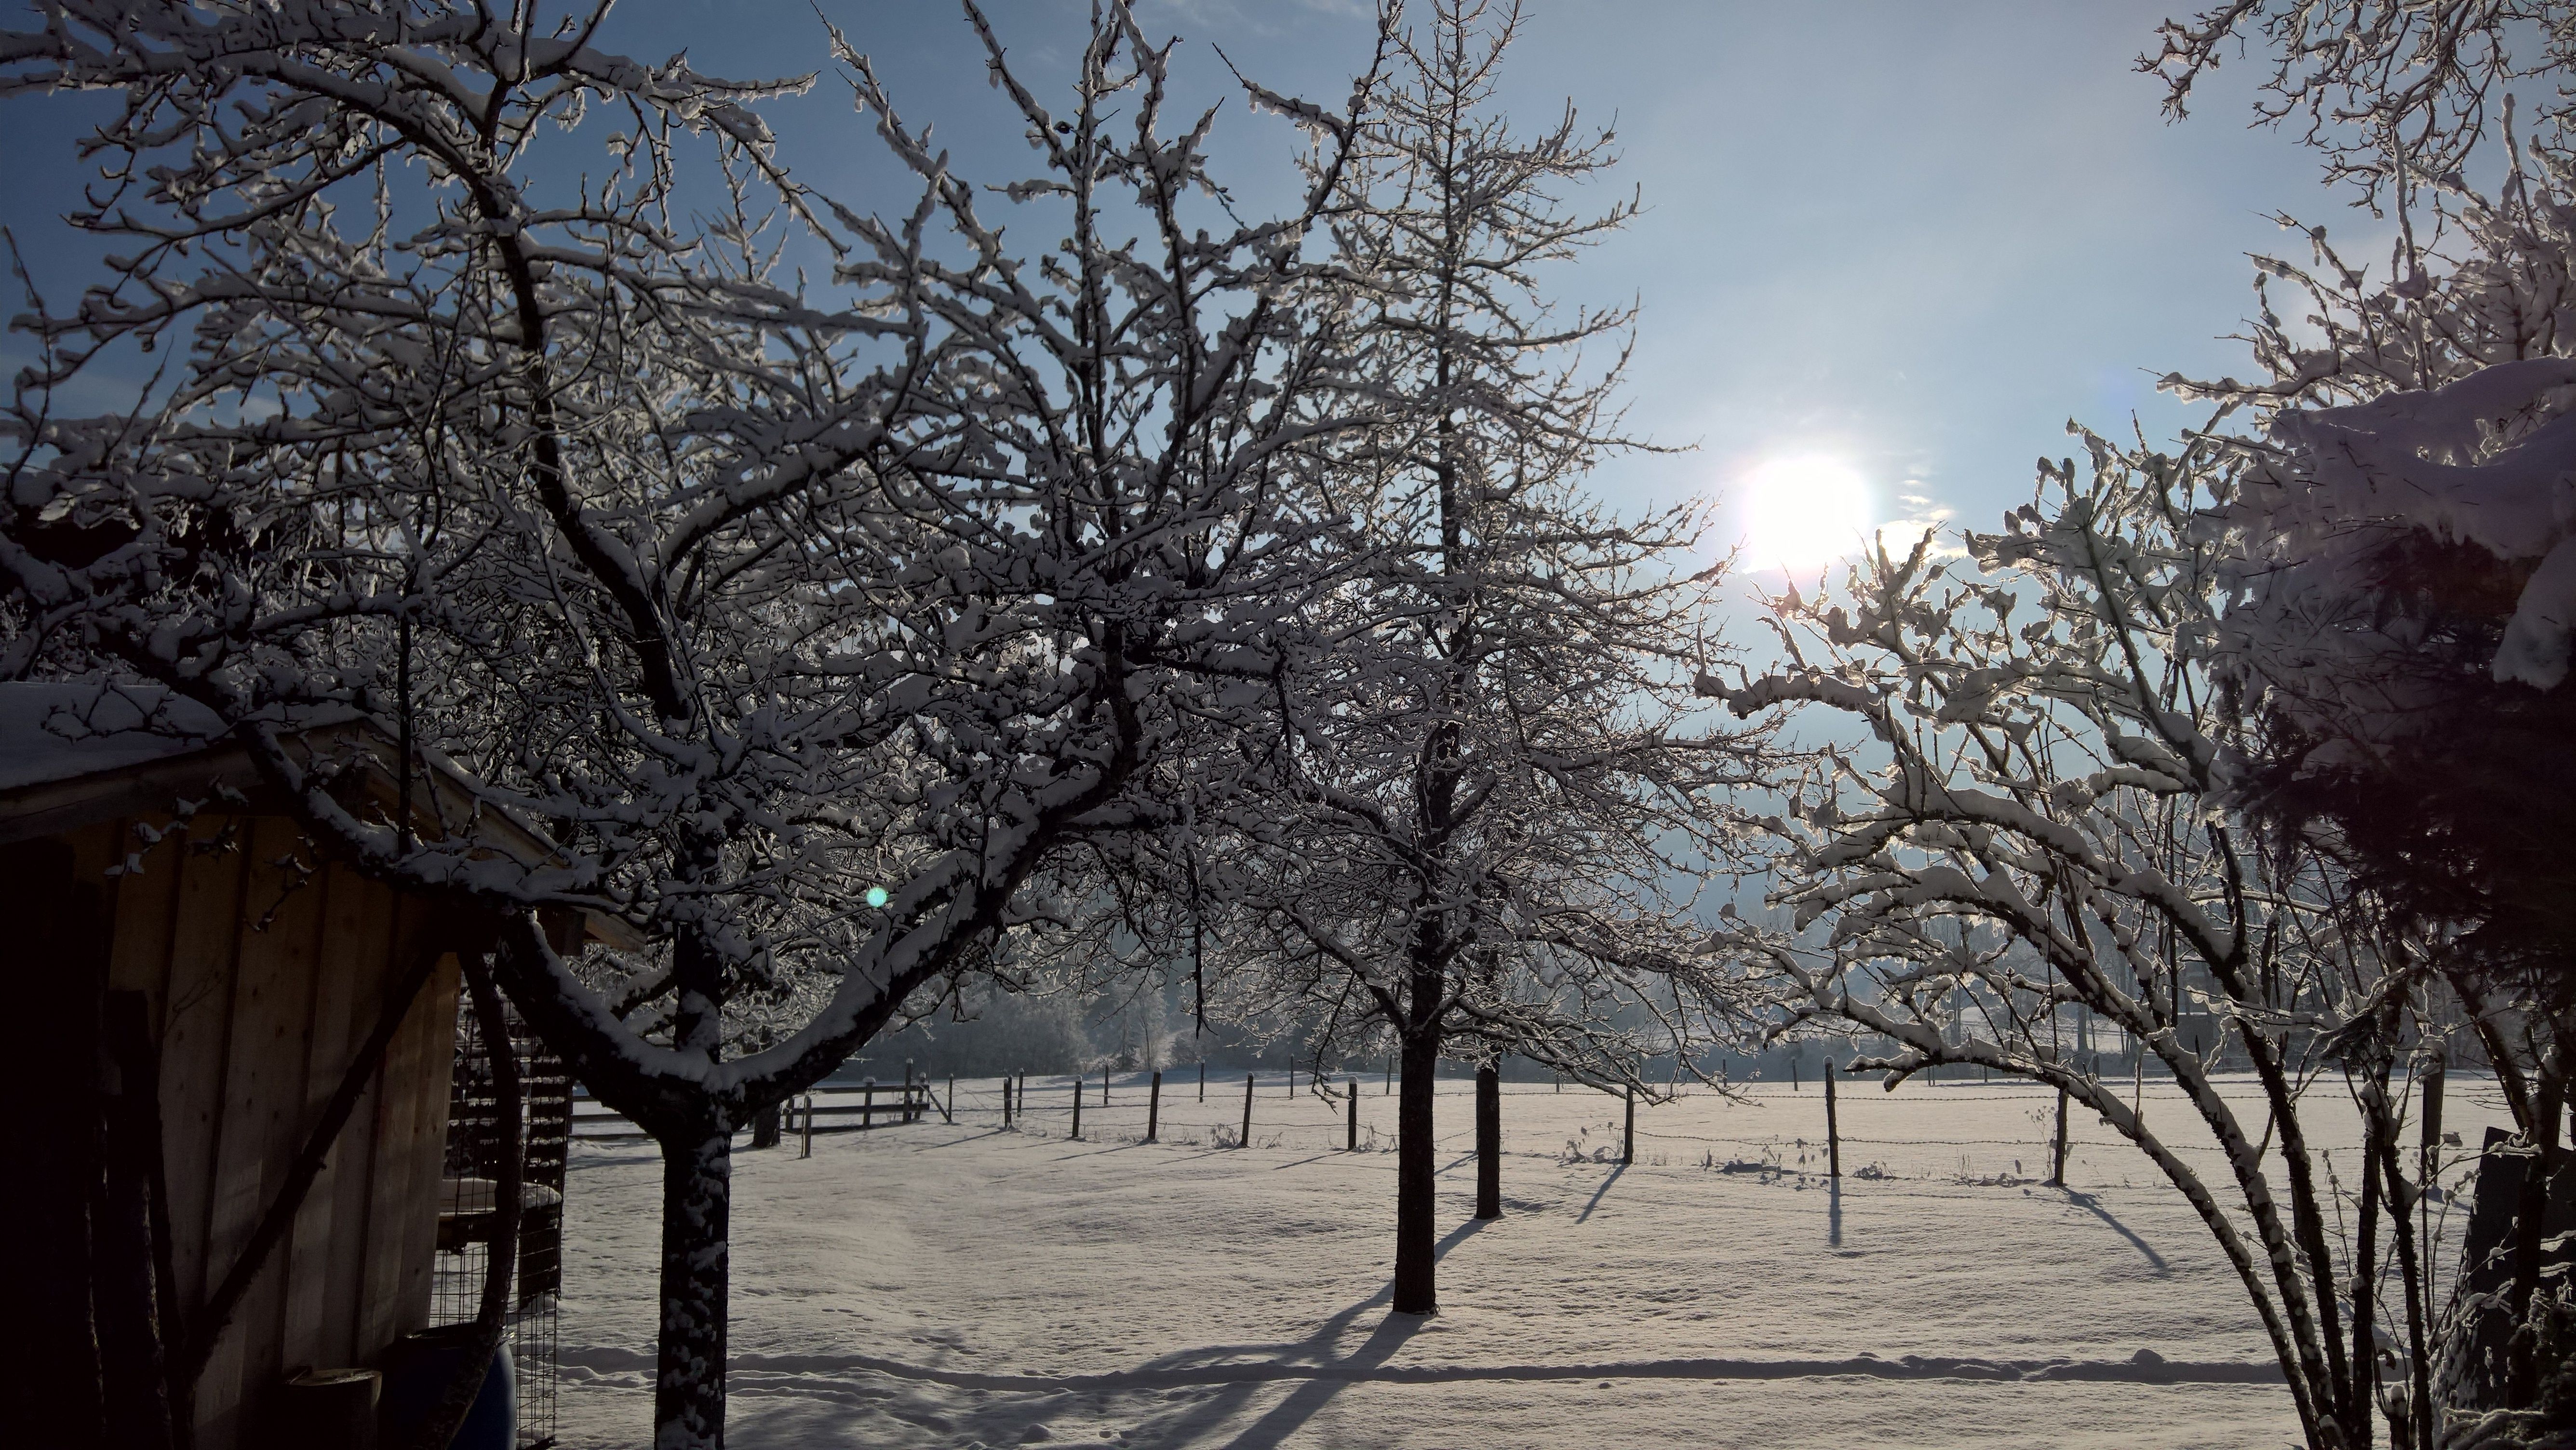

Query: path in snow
left=556, top=1075, right=2512, bottom=1449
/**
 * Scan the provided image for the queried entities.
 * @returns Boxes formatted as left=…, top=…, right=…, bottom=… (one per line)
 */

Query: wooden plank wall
left=72, top=814, right=461, bottom=1450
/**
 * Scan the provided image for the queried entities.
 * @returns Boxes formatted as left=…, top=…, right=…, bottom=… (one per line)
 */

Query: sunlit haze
left=1738, top=456, right=1875, bottom=574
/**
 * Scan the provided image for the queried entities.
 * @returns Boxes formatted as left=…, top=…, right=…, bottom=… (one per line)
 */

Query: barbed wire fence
left=575, top=1066, right=2516, bottom=1203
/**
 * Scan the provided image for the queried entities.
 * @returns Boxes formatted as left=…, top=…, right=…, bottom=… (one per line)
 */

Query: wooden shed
left=5, top=683, right=615, bottom=1450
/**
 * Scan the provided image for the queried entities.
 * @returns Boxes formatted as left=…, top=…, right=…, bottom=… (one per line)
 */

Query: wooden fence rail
left=571, top=1080, right=937, bottom=1142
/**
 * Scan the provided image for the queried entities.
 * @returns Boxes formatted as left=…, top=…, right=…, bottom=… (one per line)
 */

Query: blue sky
left=638, top=1, right=2359, bottom=569
left=5, top=1, right=2361, bottom=586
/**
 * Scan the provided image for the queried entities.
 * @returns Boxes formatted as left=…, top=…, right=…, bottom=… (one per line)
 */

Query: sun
left=1738, top=456, right=1875, bottom=574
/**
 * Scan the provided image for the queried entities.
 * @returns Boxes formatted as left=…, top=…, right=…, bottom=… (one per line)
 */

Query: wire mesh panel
left=517, top=1050, right=573, bottom=1302
left=434, top=993, right=569, bottom=1448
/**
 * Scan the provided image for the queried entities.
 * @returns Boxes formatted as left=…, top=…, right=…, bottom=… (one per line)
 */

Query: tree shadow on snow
left=1574, top=1163, right=1626, bottom=1224
left=1128, top=1217, right=1487, bottom=1448
left=1220, top=1301, right=1431, bottom=1448
left=909, top=1128, right=1018, bottom=1150
left=2060, top=1189, right=2171, bottom=1274
left=1435, top=1214, right=1493, bottom=1261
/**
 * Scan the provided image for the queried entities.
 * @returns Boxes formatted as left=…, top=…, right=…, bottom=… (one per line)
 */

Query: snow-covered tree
left=1709, top=442, right=2476, bottom=1450
left=0, top=3, right=1382, bottom=1444
left=1711, top=12, right=2576, bottom=1442
left=2146, top=0, right=2576, bottom=206
left=1180, top=0, right=1771, bottom=1317
left=2148, top=3, right=2576, bottom=1425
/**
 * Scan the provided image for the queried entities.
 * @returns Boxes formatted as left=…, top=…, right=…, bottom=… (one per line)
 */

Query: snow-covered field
left=557, top=1074, right=2516, bottom=1449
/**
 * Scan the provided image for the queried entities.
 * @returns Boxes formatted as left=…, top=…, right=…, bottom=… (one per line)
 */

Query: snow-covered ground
left=557, top=1074, right=2516, bottom=1449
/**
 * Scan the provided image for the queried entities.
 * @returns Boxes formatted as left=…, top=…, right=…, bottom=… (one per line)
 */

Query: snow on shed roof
left=0, top=682, right=647, bottom=952
left=0, top=681, right=358, bottom=793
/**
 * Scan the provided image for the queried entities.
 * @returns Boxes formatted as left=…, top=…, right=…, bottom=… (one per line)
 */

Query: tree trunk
left=2374, top=1127, right=2432, bottom=1450
left=655, top=1126, right=732, bottom=1449
left=2095, top=1058, right=2338, bottom=1448
left=1393, top=1034, right=1441, bottom=1315
left=749, top=1103, right=780, bottom=1152
left=2051, top=1086, right=2069, bottom=1187
left=1475, top=1064, right=1501, bottom=1219
left=2348, top=1111, right=2381, bottom=1450
left=2505, top=1053, right=2567, bottom=1409
left=2248, top=1044, right=2354, bottom=1423
left=98, top=992, right=175, bottom=1450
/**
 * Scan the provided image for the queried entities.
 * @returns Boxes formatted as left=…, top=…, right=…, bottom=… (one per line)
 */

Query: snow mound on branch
left=2236, top=357, right=2576, bottom=690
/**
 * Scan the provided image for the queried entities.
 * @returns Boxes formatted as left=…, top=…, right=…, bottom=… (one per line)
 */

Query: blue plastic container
left=378, top=1328, right=515, bottom=1450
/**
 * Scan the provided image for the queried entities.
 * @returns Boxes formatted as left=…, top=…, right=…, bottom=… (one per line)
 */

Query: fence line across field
left=572, top=1068, right=2506, bottom=1202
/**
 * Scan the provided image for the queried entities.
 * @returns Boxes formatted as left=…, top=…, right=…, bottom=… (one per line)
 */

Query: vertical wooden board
left=156, top=813, right=250, bottom=1334
left=353, top=904, right=434, bottom=1357
left=318, top=870, right=402, bottom=1366
left=191, top=817, right=329, bottom=1449
left=60, top=815, right=110, bottom=864
left=8, top=832, right=109, bottom=1450
left=390, top=951, right=464, bottom=1339
left=104, top=815, right=185, bottom=1019
left=352, top=941, right=429, bottom=1356
left=278, top=857, right=369, bottom=1372
left=63, top=817, right=119, bottom=908
left=355, top=903, right=460, bottom=1357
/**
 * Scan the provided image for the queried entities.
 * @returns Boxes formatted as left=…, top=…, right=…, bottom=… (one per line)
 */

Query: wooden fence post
left=1199, top=1062, right=1206, bottom=1102
left=800, top=1094, right=813, bottom=1159
left=1072, top=1078, right=1082, bottom=1140
left=2420, top=1049, right=2446, bottom=1236
left=1148, top=1070, right=1162, bottom=1142
left=1241, top=1073, right=1254, bottom=1149
left=905, top=1060, right=917, bottom=1123
left=1623, top=1083, right=1635, bottom=1166
left=1101, top=1065, right=1110, bottom=1106
left=1476, top=1064, right=1501, bottom=1217
left=1003, top=1076, right=1015, bottom=1128
left=2050, top=1086, right=2068, bottom=1186
left=1347, top=1079, right=1359, bottom=1151
left=862, top=1079, right=876, bottom=1130
left=943, top=1075, right=955, bottom=1125
left=1385, top=1058, right=1392, bottom=1095
left=1824, top=1058, right=1842, bottom=1179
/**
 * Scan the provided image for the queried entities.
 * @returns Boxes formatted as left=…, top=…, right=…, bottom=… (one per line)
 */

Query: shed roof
left=0, top=682, right=359, bottom=792
left=0, top=682, right=641, bottom=950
